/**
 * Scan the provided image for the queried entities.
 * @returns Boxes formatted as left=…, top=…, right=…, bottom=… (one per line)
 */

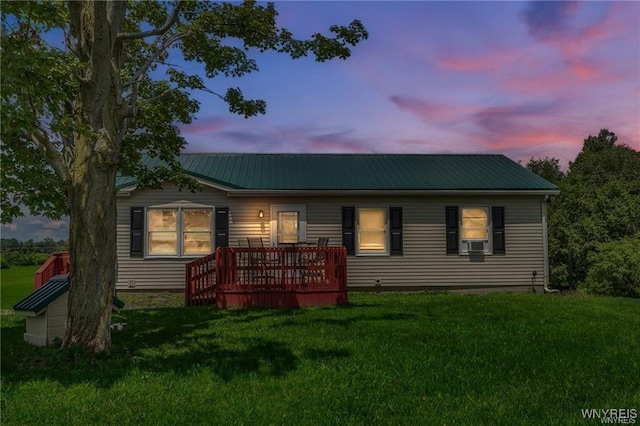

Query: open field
left=0, top=265, right=39, bottom=309
left=0, top=265, right=184, bottom=311
left=2, top=292, right=639, bottom=425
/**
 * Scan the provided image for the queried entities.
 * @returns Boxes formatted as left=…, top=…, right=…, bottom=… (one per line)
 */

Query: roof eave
left=12, top=309, right=42, bottom=317
left=116, top=177, right=237, bottom=195
left=226, top=189, right=561, bottom=197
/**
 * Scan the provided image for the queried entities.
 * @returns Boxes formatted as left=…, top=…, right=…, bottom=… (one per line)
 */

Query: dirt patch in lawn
left=117, top=292, right=185, bottom=310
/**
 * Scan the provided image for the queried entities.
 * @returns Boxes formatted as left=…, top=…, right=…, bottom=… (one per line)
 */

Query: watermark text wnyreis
left=582, top=409, right=637, bottom=424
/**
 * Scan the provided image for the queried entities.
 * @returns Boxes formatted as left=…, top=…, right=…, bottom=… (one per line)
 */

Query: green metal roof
left=13, top=275, right=125, bottom=314
left=116, top=154, right=558, bottom=192
left=13, top=275, right=69, bottom=314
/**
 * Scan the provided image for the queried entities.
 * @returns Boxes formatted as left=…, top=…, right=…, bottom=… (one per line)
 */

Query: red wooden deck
left=34, top=252, right=70, bottom=289
left=185, top=252, right=216, bottom=306
left=186, top=247, right=348, bottom=308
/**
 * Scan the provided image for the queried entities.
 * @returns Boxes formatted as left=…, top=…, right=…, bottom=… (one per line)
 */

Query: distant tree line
left=0, top=238, right=68, bottom=269
left=526, top=129, right=640, bottom=298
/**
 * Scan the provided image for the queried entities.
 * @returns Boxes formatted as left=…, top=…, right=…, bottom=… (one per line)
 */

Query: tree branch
left=124, top=32, right=188, bottom=88
left=117, top=1, right=184, bottom=41
left=29, top=127, right=70, bottom=183
left=136, top=87, right=182, bottom=108
left=121, top=32, right=189, bottom=119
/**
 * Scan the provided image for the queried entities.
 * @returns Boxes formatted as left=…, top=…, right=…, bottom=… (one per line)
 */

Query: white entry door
left=270, top=205, right=307, bottom=245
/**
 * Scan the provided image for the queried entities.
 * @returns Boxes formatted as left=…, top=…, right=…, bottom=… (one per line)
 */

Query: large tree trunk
left=63, top=144, right=118, bottom=351
left=62, top=0, right=126, bottom=352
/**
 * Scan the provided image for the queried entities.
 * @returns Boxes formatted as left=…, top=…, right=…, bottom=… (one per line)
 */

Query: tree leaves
left=223, top=87, right=266, bottom=118
left=546, top=129, right=640, bottom=291
left=525, top=157, right=564, bottom=186
left=1, top=1, right=368, bottom=222
left=2, top=0, right=368, bottom=352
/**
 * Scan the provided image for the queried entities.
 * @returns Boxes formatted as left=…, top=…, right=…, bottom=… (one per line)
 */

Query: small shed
left=13, top=275, right=124, bottom=346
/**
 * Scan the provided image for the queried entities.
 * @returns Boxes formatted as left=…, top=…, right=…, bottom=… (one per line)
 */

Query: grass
left=117, top=291, right=184, bottom=309
left=0, top=265, right=184, bottom=310
left=0, top=265, right=39, bottom=309
left=2, top=293, right=639, bottom=425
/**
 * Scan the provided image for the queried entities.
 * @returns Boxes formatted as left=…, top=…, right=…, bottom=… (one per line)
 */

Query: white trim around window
left=145, top=204, right=214, bottom=258
left=459, top=206, right=492, bottom=255
left=356, top=206, right=389, bottom=256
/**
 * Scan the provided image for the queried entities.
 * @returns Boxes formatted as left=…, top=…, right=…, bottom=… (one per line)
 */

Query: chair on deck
left=300, top=238, right=329, bottom=284
left=246, top=237, right=275, bottom=284
left=237, top=239, right=250, bottom=281
left=247, top=237, right=264, bottom=248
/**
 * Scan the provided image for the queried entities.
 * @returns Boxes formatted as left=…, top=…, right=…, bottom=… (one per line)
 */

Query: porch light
left=259, top=209, right=264, bottom=218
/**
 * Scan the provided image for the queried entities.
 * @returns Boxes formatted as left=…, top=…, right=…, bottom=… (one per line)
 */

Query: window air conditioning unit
left=467, top=241, right=487, bottom=252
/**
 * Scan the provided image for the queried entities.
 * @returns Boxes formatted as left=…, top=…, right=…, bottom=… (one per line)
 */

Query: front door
left=270, top=205, right=306, bottom=245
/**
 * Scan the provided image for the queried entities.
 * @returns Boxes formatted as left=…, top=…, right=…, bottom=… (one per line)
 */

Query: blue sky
left=2, top=1, right=638, bottom=241
left=180, top=1, right=639, bottom=163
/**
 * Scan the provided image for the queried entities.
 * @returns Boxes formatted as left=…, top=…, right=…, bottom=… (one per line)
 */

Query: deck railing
left=34, top=252, right=70, bottom=289
left=216, top=246, right=347, bottom=290
left=185, top=252, right=216, bottom=306
left=185, top=246, right=348, bottom=308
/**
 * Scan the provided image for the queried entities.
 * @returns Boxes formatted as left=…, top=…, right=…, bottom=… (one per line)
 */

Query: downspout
left=542, top=198, right=559, bottom=293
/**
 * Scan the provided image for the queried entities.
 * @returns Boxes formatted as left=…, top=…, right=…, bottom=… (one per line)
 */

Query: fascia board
left=226, top=189, right=561, bottom=197
left=116, top=177, right=236, bottom=195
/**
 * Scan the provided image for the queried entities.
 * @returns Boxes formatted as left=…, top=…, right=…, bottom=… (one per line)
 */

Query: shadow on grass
left=1, top=304, right=367, bottom=388
left=275, top=312, right=417, bottom=328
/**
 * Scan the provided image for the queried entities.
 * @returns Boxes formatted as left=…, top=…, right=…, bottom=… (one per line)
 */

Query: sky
left=180, top=1, right=640, bottom=163
left=2, top=1, right=639, bottom=241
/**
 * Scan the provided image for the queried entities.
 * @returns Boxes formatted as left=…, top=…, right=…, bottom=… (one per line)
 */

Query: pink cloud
left=389, top=96, right=471, bottom=124
left=308, top=131, right=373, bottom=153
left=179, top=116, right=232, bottom=135
left=436, top=50, right=518, bottom=73
left=469, top=126, right=587, bottom=168
left=503, top=64, right=616, bottom=95
left=436, top=3, right=636, bottom=97
left=535, top=3, right=634, bottom=81
left=466, top=104, right=584, bottom=162
left=475, top=130, right=579, bottom=151
left=566, top=60, right=601, bottom=81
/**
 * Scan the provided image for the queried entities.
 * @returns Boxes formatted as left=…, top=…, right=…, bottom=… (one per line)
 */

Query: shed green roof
left=13, top=275, right=125, bottom=314
left=116, top=154, right=558, bottom=192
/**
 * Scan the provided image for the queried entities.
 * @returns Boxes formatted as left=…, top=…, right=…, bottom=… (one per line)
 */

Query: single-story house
left=115, top=153, right=559, bottom=294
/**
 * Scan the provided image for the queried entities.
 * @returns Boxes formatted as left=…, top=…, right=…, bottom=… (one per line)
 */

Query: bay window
left=147, top=207, right=212, bottom=257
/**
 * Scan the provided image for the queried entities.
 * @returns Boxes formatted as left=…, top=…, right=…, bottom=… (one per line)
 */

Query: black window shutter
left=215, top=207, right=229, bottom=248
left=389, top=207, right=403, bottom=255
left=342, top=207, right=355, bottom=255
left=130, top=207, right=144, bottom=257
left=492, top=206, right=505, bottom=255
left=445, top=206, right=459, bottom=255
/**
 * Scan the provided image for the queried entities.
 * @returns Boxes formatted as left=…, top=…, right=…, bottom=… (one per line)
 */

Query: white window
left=460, top=207, right=491, bottom=254
left=182, top=209, right=213, bottom=255
left=357, top=207, right=388, bottom=255
left=148, top=209, right=178, bottom=255
left=270, top=205, right=306, bottom=245
left=147, top=206, right=212, bottom=257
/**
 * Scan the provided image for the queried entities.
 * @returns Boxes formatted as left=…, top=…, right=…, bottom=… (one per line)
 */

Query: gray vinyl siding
left=305, top=196, right=544, bottom=290
left=116, top=184, right=272, bottom=291
left=116, top=185, right=546, bottom=292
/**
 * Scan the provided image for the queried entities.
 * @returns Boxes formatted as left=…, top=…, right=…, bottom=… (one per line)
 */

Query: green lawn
left=0, top=265, right=38, bottom=309
left=2, top=293, right=639, bottom=424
